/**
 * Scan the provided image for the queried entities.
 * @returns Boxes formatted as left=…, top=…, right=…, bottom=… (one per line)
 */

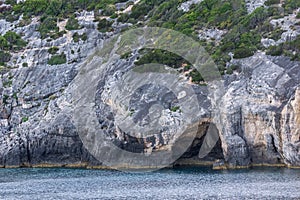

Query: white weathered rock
left=0, top=19, right=14, bottom=35
left=261, top=38, right=276, bottom=48
left=245, top=0, right=267, bottom=14
left=178, top=0, right=203, bottom=12
left=198, top=28, right=227, bottom=42
left=0, top=119, right=8, bottom=127
left=0, top=3, right=300, bottom=168
left=22, top=103, right=32, bottom=109
left=269, top=8, right=300, bottom=44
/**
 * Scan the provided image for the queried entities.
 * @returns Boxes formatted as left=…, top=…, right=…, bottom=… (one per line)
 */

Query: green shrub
left=22, top=0, right=48, bottom=16
left=282, top=35, right=300, bottom=61
left=81, top=33, right=87, bottom=41
left=22, top=62, right=28, bottom=67
left=2, top=95, right=9, bottom=104
left=266, top=45, right=283, bottom=56
left=110, top=13, right=118, bottom=19
left=73, top=33, right=80, bottom=42
left=0, top=51, right=11, bottom=65
left=183, top=65, right=191, bottom=72
left=233, top=47, right=254, bottom=58
left=45, top=0, right=63, bottom=16
left=170, top=106, right=181, bottom=112
left=234, top=32, right=262, bottom=50
left=269, top=28, right=285, bottom=40
left=3, top=79, right=12, bottom=87
left=267, top=7, right=283, bottom=19
left=135, top=49, right=188, bottom=69
left=0, top=36, right=9, bottom=50
left=72, top=32, right=87, bottom=42
left=283, top=0, right=300, bottom=14
left=130, top=3, right=152, bottom=20
left=3, top=31, right=27, bottom=50
left=97, top=19, right=114, bottom=33
left=12, top=0, right=130, bottom=20
left=117, top=13, right=130, bottom=23
left=48, top=53, right=67, bottom=65
left=5, top=13, right=20, bottom=23
left=18, top=17, right=32, bottom=27
left=48, top=46, right=59, bottom=54
left=189, top=69, right=204, bottom=83
left=259, top=21, right=274, bottom=37
left=266, top=36, right=300, bottom=60
left=241, top=7, right=270, bottom=29
left=5, top=0, right=18, bottom=6
left=284, top=35, right=300, bottom=52
left=226, top=64, right=241, bottom=74
left=50, top=30, right=66, bottom=40
left=22, top=116, right=29, bottom=123
left=38, top=16, right=59, bottom=39
left=102, top=4, right=116, bottom=16
left=230, top=64, right=240, bottom=71
left=226, top=67, right=233, bottom=74
left=66, top=16, right=81, bottom=30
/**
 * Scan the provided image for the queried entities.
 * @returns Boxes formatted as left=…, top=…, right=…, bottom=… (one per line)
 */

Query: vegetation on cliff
left=116, top=0, right=300, bottom=74
left=0, top=31, right=26, bottom=66
left=48, top=53, right=67, bottom=65
left=0, top=0, right=299, bottom=71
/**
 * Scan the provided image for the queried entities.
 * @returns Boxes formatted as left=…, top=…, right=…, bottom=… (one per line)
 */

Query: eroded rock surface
left=178, top=0, right=203, bottom=12
left=1, top=38, right=300, bottom=168
left=0, top=3, right=300, bottom=169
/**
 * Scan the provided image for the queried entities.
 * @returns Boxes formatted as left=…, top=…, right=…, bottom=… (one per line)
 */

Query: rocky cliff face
left=0, top=1, right=300, bottom=169
left=216, top=54, right=300, bottom=168
left=0, top=10, right=105, bottom=167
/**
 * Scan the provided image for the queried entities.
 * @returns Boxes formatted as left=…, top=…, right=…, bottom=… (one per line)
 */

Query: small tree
left=46, top=0, right=63, bottom=16
left=23, top=0, right=48, bottom=16
left=233, top=46, right=254, bottom=58
left=48, top=53, right=67, bottom=65
left=0, top=36, right=8, bottom=50
left=48, top=46, right=59, bottom=54
left=3, top=31, right=26, bottom=50
left=38, top=17, right=59, bottom=39
left=4, top=31, right=20, bottom=44
left=0, top=51, right=11, bottom=65
left=97, top=19, right=113, bottom=33
left=66, top=16, right=81, bottom=30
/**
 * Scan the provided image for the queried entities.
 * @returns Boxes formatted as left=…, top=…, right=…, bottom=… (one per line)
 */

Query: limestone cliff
left=0, top=0, right=300, bottom=169
left=1, top=48, right=300, bottom=169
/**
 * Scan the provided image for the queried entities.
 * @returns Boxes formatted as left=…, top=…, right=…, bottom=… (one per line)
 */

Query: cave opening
left=174, top=122, right=224, bottom=166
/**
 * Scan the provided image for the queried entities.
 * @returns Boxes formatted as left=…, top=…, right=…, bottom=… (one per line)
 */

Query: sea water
left=0, top=167, right=299, bottom=199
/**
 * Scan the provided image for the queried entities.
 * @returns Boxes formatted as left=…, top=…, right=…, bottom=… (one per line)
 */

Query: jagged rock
left=261, top=38, right=276, bottom=48
left=281, top=88, right=300, bottom=166
left=1, top=41, right=300, bottom=169
left=0, top=3, right=300, bottom=169
left=220, top=52, right=300, bottom=167
left=198, top=28, right=227, bottom=42
left=0, top=19, right=14, bottom=35
left=245, top=0, right=267, bottom=14
left=269, top=9, right=300, bottom=44
left=178, top=0, right=203, bottom=12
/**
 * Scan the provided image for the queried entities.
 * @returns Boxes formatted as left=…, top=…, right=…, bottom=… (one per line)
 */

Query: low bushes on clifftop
left=48, top=53, right=67, bottom=65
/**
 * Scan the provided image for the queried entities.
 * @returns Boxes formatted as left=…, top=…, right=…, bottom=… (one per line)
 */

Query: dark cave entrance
left=174, top=122, right=224, bottom=166
left=110, top=120, right=225, bottom=167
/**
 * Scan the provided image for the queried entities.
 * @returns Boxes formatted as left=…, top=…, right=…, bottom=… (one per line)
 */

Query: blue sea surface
left=0, top=167, right=299, bottom=200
